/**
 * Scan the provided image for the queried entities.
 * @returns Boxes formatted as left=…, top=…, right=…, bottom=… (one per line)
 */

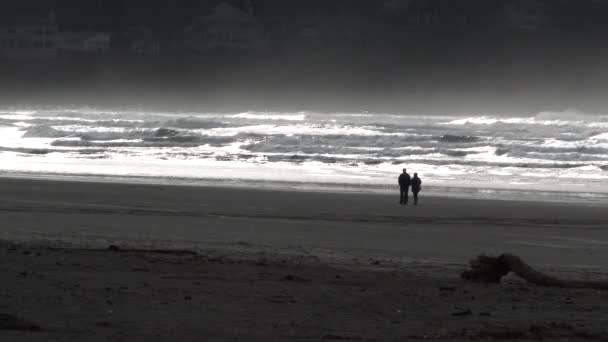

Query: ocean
left=0, top=108, right=606, bottom=203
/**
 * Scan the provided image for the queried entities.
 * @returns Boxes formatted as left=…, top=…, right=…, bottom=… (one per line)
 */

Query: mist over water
left=0, top=107, right=606, bottom=201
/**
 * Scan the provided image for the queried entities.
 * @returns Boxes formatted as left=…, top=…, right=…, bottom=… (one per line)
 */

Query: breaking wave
left=0, top=108, right=606, bottom=195
left=230, top=112, right=307, bottom=121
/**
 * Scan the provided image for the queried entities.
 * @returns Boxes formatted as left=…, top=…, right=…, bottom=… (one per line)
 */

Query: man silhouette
left=411, top=173, right=422, bottom=206
left=398, top=168, right=411, bottom=205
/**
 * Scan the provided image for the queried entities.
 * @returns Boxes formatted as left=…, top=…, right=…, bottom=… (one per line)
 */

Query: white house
left=184, top=2, right=267, bottom=52
left=128, top=27, right=162, bottom=56
left=0, top=12, right=59, bottom=59
left=58, top=31, right=112, bottom=54
left=502, top=0, right=553, bottom=29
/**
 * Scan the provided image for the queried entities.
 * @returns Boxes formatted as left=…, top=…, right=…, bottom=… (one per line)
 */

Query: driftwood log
left=461, top=253, right=608, bottom=290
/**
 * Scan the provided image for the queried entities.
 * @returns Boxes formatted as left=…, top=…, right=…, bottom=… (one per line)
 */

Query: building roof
left=0, top=12, right=56, bottom=27
left=204, top=2, right=255, bottom=24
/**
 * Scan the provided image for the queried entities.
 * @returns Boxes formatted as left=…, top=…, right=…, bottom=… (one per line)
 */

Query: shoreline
left=1, top=171, right=606, bottom=205
left=0, top=176, right=606, bottom=270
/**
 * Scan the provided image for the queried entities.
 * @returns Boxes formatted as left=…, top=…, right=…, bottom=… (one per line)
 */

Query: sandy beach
left=1, top=177, right=607, bottom=341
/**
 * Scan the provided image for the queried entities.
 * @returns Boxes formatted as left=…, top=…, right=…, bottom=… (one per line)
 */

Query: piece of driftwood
left=0, top=313, right=41, bottom=331
left=461, top=254, right=608, bottom=290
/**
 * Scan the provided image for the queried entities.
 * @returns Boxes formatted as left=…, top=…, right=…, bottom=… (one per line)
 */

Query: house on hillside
left=406, top=0, right=442, bottom=26
left=500, top=0, right=554, bottom=29
left=184, top=2, right=267, bottom=52
left=382, top=0, right=468, bottom=29
left=323, top=11, right=385, bottom=46
left=0, top=12, right=59, bottom=59
left=128, top=27, right=162, bottom=56
left=58, top=31, right=112, bottom=54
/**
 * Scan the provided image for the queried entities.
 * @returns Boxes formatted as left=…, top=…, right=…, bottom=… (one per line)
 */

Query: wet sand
left=0, top=177, right=607, bottom=341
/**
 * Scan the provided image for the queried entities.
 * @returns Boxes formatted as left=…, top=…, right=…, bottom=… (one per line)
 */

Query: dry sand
left=0, top=177, right=607, bottom=341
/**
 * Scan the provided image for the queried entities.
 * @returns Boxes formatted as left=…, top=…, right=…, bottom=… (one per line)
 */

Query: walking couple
left=398, top=168, right=422, bottom=206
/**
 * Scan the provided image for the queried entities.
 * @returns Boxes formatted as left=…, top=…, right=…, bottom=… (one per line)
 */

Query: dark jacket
left=398, top=173, right=411, bottom=188
left=411, top=176, right=422, bottom=192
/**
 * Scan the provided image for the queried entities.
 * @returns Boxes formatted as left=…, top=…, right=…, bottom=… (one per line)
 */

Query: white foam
left=0, top=108, right=606, bottom=197
left=204, top=124, right=405, bottom=137
left=231, top=112, right=306, bottom=121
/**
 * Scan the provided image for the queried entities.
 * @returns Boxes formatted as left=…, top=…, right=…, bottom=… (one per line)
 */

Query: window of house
left=17, top=40, right=27, bottom=48
left=35, top=28, right=43, bottom=35
left=34, top=40, right=43, bottom=48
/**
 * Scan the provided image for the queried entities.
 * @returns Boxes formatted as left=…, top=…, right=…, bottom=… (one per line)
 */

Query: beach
left=1, top=177, right=607, bottom=341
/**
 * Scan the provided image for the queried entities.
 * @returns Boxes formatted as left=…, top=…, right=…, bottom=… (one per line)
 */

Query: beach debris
left=462, top=253, right=608, bottom=289
left=451, top=308, right=472, bottom=317
left=321, top=333, right=364, bottom=340
left=254, top=258, right=269, bottom=266
left=0, top=313, right=42, bottom=331
left=269, top=293, right=297, bottom=304
left=95, top=320, right=111, bottom=327
left=107, top=245, right=198, bottom=257
left=148, top=249, right=197, bottom=256
left=438, top=285, right=457, bottom=292
left=406, top=333, right=444, bottom=340
left=282, top=274, right=309, bottom=282
left=107, top=245, right=120, bottom=252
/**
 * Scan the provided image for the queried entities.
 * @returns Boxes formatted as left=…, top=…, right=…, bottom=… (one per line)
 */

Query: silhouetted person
left=411, top=173, right=422, bottom=206
left=398, top=168, right=411, bottom=205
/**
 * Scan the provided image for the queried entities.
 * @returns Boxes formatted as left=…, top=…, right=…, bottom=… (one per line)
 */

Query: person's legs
left=403, top=187, right=408, bottom=205
left=400, top=188, right=405, bottom=204
left=413, top=191, right=418, bottom=205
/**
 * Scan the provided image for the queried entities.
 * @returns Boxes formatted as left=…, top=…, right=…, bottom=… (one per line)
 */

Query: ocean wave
left=28, top=118, right=144, bottom=128
left=0, top=110, right=37, bottom=115
left=241, top=134, right=437, bottom=153
left=3, top=109, right=607, bottom=194
left=0, top=118, right=21, bottom=126
left=22, top=126, right=75, bottom=138
left=27, top=117, right=228, bottom=130
left=149, top=118, right=229, bottom=129
left=206, top=123, right=407, bottom=137
left=534, top=109, right=608, bottom=122
left=234, top=153, right=601, bottom=170
left=230, top=112, right=306, bottom=121
left=495, top=144, right=608, bottom=156
left=51, top=135, right=236, bottom=148
left=589, top=132, right=608, bottom=141
left=0, top=145, right=109, bottom=156
left=0, top=147, right=52, bottom=155
left=438, top=134, right=480, bottom=143
left=22, top=123, right=231, bottom=141
left=443, top=110, right=608, bottom=128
